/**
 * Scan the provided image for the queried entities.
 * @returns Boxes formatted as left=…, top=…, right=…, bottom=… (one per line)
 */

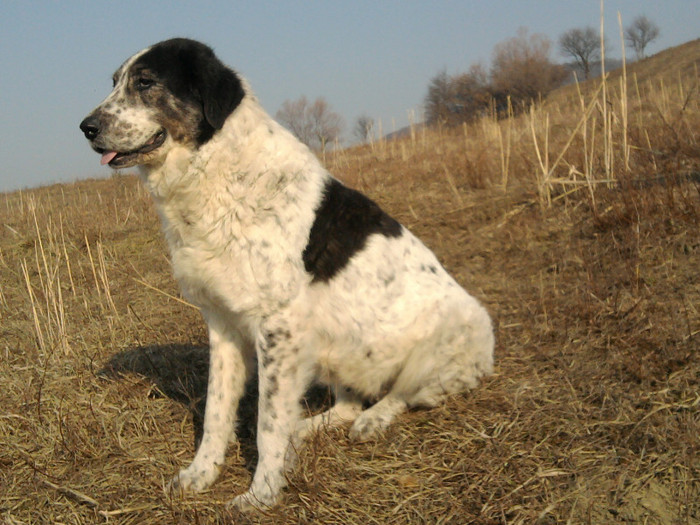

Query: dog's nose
left=80, top=116, right=100, bottom=141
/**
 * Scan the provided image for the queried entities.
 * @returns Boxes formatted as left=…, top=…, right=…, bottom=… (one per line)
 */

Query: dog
left=80, top=38, right=494, bottom=510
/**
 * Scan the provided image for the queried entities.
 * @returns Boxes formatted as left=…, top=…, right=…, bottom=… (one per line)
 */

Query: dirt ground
left=1, top=165, right=697, bottom=524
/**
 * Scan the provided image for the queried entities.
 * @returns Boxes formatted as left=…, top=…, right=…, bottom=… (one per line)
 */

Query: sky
left=0, top=1, right=697, bottom=193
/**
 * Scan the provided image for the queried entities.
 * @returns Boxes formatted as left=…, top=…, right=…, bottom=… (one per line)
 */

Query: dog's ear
left=197, top=55, right=245, bottom=131
left=140, top=39, right=245, bottom=140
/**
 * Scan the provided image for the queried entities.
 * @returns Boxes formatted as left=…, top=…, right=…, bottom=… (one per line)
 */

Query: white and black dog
left=80, top=38, right=494, bottom=510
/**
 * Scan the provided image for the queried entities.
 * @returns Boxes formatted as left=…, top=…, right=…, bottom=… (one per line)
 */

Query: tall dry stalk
left=59, top=215, right=77, bottom=297
left=96, top=241, right=119, bottom=317
left=618, top=11, right=630, bottom=174
left=600, top=0, right=613, bottom=183
left=19, top=203, right=72, bottom=355
left=21, top=258, right=47, bottom=355
left=497, top=97, right=514, bottom=192
left=529, top=103, right=551, bottom=208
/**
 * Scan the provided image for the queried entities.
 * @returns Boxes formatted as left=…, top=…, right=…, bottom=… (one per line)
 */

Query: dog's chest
left=160, top=202, right=305, bottom=316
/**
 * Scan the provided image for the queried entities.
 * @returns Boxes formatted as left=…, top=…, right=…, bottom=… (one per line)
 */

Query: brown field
left=1, top=40, right=699, bottom=524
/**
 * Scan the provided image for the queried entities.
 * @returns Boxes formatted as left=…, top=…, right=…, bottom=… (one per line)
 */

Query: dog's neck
left=141, top=93, right=321, bottom=206
left=138, top=92, right=328, bottom=255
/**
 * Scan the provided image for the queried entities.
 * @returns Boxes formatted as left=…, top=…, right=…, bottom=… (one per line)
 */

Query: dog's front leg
left=231, top=327, right=307, bottom=511
left=169, top=311, right=252, bottom=493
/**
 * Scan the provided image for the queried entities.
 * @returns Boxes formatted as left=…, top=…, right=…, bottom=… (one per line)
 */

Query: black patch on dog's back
left=303, top=178, right=402, bottom=283
left=134, top=38, right=245, bottom=145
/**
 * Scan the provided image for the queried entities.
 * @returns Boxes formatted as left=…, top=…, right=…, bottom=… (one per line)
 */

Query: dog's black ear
left=198, top=61, right=245, bottom=130
left=138, top=39, right=246, bottom=142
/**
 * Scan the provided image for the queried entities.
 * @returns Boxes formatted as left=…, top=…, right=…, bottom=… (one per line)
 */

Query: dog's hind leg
left=348, top=309, right=494, bottom=442
left=348, top=394, right=407, bottom=442
left=169, top=311, right=253, bottom=494
left=294, top=385, right=362, bottom=442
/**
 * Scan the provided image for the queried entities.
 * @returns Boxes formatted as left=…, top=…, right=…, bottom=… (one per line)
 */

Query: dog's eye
left=136, top=77, right=155, bottom=91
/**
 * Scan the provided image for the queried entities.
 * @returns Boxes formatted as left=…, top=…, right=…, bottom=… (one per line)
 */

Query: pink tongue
left=101, top=151, right=118, bottom=165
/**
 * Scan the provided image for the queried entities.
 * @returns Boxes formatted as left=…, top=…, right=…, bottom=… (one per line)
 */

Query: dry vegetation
left=1, top=39, right=699, bottom=524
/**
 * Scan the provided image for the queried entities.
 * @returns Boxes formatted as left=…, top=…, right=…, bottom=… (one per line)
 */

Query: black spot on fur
left=266, top=374, right=279, bottom=401
left=303, top=178, right=402, bottom=283
left=264, top=329, right=291, bottom=348
left=260, top=351, right=274, bottom=368
left=259, top=329, right=291, bottom=368
left=133, top=38, right=245, bottom=145
left=420, top=264, right=438, bottom=275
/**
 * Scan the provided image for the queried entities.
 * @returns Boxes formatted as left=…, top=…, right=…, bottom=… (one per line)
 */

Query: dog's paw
left=348, top=411, right=390, bottom=442
left=167, top=465, right=219, bottom=495
left=228, top=487, right=276, bottom=512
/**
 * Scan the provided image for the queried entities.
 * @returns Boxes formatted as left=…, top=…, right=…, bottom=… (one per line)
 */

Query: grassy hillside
left=1, top=40, right=698, bottom=524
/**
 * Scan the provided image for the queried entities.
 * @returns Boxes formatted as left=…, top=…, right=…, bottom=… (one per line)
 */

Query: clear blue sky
left=1, top=1, right=697, bottom=192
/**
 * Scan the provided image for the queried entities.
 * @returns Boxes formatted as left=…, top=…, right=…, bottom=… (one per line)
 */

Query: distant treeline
left=425, top=17, right=658, bottom=126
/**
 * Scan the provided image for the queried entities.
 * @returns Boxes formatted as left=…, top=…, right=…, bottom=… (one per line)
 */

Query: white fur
left=83, top=42, right=494, bottom=511
left=97, top=50, right=163, bottom=151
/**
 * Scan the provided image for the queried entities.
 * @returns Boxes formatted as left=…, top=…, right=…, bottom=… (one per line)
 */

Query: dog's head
left=79, top=38, right=245, bottom=168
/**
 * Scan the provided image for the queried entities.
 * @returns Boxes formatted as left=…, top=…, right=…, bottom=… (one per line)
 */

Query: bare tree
left=424, top=65, right=491, bottom=126
left=559, top=27, right=600, bottom=80
left=625, top=15, right=660, bottom=59
left=354, top=115, right=374, bottom=143
left=276, top=96, right=344, bottom=152
left=425, top=27, right=567, bottom=126
left=276, top=96, right=313, bottom=146
left=451, top=64, right=491, bottom=120
left=424, top=69, right=453, bottom=125
left=308, top=98, right=344, bottom=152
left=491, top=28, right=568, bottom=107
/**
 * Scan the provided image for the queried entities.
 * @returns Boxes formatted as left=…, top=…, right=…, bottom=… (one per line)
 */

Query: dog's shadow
left=100, top=343, right=333, bottom=473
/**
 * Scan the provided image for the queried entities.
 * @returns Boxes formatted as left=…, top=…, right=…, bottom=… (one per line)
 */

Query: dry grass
left=1, top=40, right=699, bottom=524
